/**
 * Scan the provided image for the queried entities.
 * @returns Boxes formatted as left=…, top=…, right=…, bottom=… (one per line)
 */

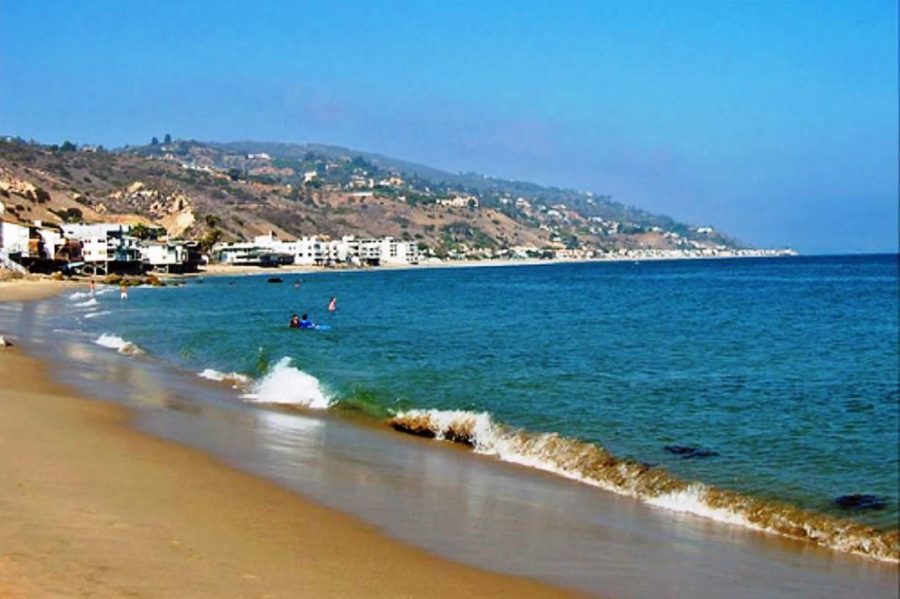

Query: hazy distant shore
left=190, top=250, right=798, bottom=279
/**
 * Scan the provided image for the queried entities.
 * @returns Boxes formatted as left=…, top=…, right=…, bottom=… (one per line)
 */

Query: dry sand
left=0, top=279, right=79, bottom=303
left=0, top=280, right=575, bottom=597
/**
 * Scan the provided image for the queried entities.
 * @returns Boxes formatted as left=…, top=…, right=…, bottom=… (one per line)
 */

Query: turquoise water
left=64, top=255, right=899, bottom=555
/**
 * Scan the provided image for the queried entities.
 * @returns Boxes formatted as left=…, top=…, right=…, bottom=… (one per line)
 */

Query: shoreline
left=0, top=249, right=811, bottom=287
left=0, top=281, right=575, bottom=597
left=185, top=251, right=800, bottom=280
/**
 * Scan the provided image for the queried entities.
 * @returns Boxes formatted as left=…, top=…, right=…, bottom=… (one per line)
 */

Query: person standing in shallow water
left=328, top=297, right=336, bottom=313
left=289, top=314, right=300, bottom=328
left=119, top=283, right=128, bottom=300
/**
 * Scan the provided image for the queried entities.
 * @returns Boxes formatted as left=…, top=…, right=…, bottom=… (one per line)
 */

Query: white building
left=437, top=195, right=479, bottom=208
left=141, top=241, right=200, bottom=273
left=1, top=221, right=30, bottom=256
left=0, top=220, right=64, bottom=263
left=61, top=223, right=142, bottom=272
left=214, top=233, right=419, bottom=267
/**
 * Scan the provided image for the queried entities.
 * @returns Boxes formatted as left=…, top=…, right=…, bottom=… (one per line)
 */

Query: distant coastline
left=191, top=248, right=799, bottom=279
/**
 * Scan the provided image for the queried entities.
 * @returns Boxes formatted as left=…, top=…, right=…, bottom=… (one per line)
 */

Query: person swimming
left=289, top=314, right=300, bottom=328
left=299, top=313, right=315, bottom=329
left=327, top=296, right=336, bottom=312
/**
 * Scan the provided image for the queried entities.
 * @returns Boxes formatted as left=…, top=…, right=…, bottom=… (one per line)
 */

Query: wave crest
left=198, top=368, right=251, bottom=390
left=242, top=357, right=331, bottom=409
left=95, top=334, right=143, bottom=356
left=84, top=310, right=111, bottom=319
left=390, top=409, right=899, bottom=562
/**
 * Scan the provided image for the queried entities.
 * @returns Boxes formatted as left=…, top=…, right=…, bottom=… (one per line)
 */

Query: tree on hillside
left=130, top=223, right=155, bottom=240
left=63, top=208, right=83, bottom=223
left=151, top=137, right=159, bottom=145
left=60, top=140, right=77, bottom=152
left=164, top=133, right=172, bottom=144
left=199, top=227, right=222, bottom=254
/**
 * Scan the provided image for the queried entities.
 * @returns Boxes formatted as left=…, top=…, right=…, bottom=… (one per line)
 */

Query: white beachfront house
left=60, top=223, right=142, bottom=274
left=141, top=240, right=201, bottom=273
left=1, top=220, right=31, bottom=257
left=354, top=237, right=420, bottom=266
left=1, top=220, right=63, bottom=260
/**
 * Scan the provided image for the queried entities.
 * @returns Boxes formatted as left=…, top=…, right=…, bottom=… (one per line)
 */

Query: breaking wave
left=95, top=333, right=144, bottom=356
left=198, top=368, right=252, bottom=390
left=242, top=357, right=332, bottom=409
left=84, top=310, right=111, bottom=319
left=74, top=298, right=99, bottom=308
left=389, top=408, right=899, bottom=563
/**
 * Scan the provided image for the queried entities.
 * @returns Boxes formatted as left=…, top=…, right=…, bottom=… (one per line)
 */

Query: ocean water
left=3, top=255, right=898, bottom=591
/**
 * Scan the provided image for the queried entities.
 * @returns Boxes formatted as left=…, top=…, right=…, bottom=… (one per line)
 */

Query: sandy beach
left=0, top=280, right=574, bottom=597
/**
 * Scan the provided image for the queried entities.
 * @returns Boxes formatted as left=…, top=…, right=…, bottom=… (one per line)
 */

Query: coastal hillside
left=1, top=136, right=743, bottom=257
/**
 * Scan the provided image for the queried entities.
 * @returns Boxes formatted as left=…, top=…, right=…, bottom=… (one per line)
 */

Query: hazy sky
left=1, top=1, right=897, bottom=253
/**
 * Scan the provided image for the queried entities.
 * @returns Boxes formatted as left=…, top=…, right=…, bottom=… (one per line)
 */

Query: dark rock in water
left=834, top=494, right=887, bottom=511
left=664, top=445, right=719, bottom=459
left=664, top=445, right=695, bottom=456
left=267, top=277, right=283, bottom=283
left=390, top=421, right=437, bottom=439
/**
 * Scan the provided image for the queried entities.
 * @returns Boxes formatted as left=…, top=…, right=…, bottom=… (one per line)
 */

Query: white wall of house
left=1, top=221, right=31, bottom=256
left=82, top=237, right=109, bottom=262
left=61, top=223, right=130, bottom=239
left=37, top=228, right=62, bottom=260
left=143, top=244, right=181, bottom=266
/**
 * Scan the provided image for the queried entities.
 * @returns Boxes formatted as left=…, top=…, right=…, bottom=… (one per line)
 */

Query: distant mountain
left=208, top=140, right=719, bottom=239
left=1, top=136, right=748, bottom=259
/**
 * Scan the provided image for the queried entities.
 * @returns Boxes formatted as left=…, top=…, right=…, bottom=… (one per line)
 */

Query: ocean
left=3, top=255, right=898, bottom=596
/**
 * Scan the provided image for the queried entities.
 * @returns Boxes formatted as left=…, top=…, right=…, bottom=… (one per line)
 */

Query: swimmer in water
left=299, top=313, right=315, bottom=329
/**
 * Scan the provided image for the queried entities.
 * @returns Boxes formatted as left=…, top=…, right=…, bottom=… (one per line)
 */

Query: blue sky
left=1, top=1, right=896, bottom=253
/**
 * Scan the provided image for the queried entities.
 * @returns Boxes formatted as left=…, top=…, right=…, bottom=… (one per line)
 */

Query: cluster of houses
left=0, top=218, right=202, bottom=275
left=0, top=210, right=422, bottom=275
left=213, top=234, right=421, bottom=267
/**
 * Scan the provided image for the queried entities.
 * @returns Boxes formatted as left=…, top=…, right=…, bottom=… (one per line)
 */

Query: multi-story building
left=213, top=233, right=420, bottom=268
left=60, top=223, right=143, bottom=274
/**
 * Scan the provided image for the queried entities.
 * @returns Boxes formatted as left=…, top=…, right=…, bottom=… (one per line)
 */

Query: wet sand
left=0, top=280, right=574, bottom=597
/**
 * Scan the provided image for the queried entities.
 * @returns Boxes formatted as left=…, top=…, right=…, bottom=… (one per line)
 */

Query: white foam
left=199, top=368, right=251, bottom=389
left=69, top=291, right=90, bottom=300
left=84, top=310, right=111, bottom=319
left=75, top=298, right=99, bottom=308
left=388, top=408, right=900, bottom=563
left=646, top=484, right=755, bottom=528
left=393, top=409, right=614, bottom=490
left=242, top=357, right=331, bottom=409
left=95, top=333, right=143, bottom=356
